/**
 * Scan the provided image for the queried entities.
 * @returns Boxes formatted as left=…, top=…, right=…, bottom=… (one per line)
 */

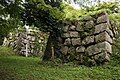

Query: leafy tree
left=21, top=0, right=66, bottom=60
left=0, top=0, right=104, bottom=45
left=0, top=0, right=23, bottom=45
left=22, top=0, right=64, bottom=33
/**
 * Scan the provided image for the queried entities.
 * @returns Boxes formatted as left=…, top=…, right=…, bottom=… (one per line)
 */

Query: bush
left=0, top=46, right=15, bottom=56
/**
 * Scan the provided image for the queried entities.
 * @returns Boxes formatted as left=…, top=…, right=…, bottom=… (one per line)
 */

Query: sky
left=8, top=0, right=120, bottom=9
left=68, top=0, right=120, bottom=9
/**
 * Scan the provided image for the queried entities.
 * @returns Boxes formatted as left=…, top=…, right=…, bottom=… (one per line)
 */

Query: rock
left=94, top=23, right=110, bottom=34
left=95, top=41, right=112, bottom=54
left=96, top=11, right=107, bottom=17
left=24, top=39, right=27, bottom=44
left=89, top=29, right=95, bottom=35
left=61, top=32, right=70, bottom=38
left=31, top=45, right=34, bottom=48
left=69, top=25, right=76, bottom=31
left=29, top=32, right=34, bottom=36
left=76, top=46, right=85, bottom=53
left=75, top=54, right=84, bottom=64
left=85, top=20, right=94, bottom=29
left=76, top=22, right=84, bottom=31
left=107, top=29, right=114, bottom=38
left=60, top=46, right=69, bottom=55
left=63, top=20, right=71, bottom=25
left=82, top=36, right=94, bottom=45
left=97, top=15, right=109, bottom=24
left=79, top=54, right=84, bottom=64
left=32, top=37, right=35, bottom=41
left=70, top=31, right=79, bottom=38
left=95, top=31, right=112, bottom=43
left=67, top=54, right=75, bottom=61
left=86, top=41, right=112, bottom=56
left=68, top=47, right=76, bottom=54
left=84, top=16, right=93, bottom=21
left=38, top=40, right=42, bottom=43
left=64, top=38, right=71, bottom=45
left=71, top=38, right=81, bottom=46
left=58, top=37, right=63, bottom=43
left=88, top=59, right=96, bottom=66
left=9, top=36, right=13, bottom=40
left=75, top=54, right=81, bottom=60
left=21, top=48, right=26, bottom=52
left=31, top=49, right=34, bottom=53
left=28, top=36, right=31, bottom=39
left=3, top=37, right=9, bottom=46
left=94, top=52, right=110, bottom=63
left=63, top=25, right=69, bottom=32
left=85, top=45, right=97, bottom=56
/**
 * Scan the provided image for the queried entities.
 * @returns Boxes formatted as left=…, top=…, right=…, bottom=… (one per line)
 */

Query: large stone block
left=72, top=38, right=81, bottom=46
left=97, top=15, right=109, bottom=24
left=64, top=38, right=71, bottom=45
left=58, top=37, right=63, bottom=43
left=82, top=36, right=94, bottom=45
left=24, top=39, right=27, bottom=44
left=31, top=37, right=35, bottom=41
left=95, top=31, right=112, bottom=44
left=60, top=46, right=69, bottom=55
left=94, top=23, right=110, bottom=34
left=76, top=22, right=84, bottom=31
left=28, top=36, right=31, bottom=39
left=85, top=20, right=94, bottom=29
left=107, top=29, right=114, bottom=38
left=76, top=46, right=85, bottom=53
left=63, top=20, right=72, bottom=25
left=75, top=54, right=84, bottom=64
left=95, top=41, right=112, bottom=54
left=61, top=32, right=70, bottom=38
left=86, top=41, right=112, bottom=56
left=70, top=31, right=79, bottom=38
left=84, top=16, right=93, bottom=21
left=31, top=45, right=34, bottom=48
left=94, top=52, right=110, bottom=63
left=87, top=58, right=96, bottom=66
left=85, top=45, right=97, bottom=56
left=63, top=25, right=69, bottom=32
left=69, top=25, right=76, bottom=31
left=68, top=47, right=76, bottom=54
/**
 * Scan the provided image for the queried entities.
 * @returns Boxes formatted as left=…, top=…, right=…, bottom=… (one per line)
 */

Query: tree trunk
left=0, top=37, right=4, bottom=45
left=42, top=32, right=55, bottom=61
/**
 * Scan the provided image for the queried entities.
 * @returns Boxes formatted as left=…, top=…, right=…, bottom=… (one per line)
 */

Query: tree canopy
left=22, top=0, right=64, bottom=33
left=0, top=0, right=120, bottom=40
left=0, top=0, right=24, bottom=44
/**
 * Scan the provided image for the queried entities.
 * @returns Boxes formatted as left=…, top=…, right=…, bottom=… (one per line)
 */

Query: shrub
left=0, top=46, right=15, bottom=56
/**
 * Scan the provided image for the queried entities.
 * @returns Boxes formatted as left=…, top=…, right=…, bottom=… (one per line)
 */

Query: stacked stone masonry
left=3, top=30, right=48, bottom=56
left=59, top=11, right=113, bottom=65
left=3, top=11, right=114, bottom=66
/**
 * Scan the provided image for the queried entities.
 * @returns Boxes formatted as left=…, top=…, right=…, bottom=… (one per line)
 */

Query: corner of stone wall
left=58, top=11, right=113, bottom=66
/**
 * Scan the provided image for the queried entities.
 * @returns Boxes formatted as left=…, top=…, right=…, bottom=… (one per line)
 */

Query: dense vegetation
left=0, top=0, right=120, bottom=42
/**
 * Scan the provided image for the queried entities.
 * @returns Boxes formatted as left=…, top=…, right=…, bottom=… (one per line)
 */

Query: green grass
left=0, top=46, right=15, bottom=56
left=0, top=46, right=120, bottom=80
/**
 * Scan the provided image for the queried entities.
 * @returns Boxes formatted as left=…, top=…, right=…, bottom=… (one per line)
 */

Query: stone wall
left=3, top=11, right=114, bottom=65
left=3, top=30, right=48, bottom=56
left=57, top=11, right=114, bottom=65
